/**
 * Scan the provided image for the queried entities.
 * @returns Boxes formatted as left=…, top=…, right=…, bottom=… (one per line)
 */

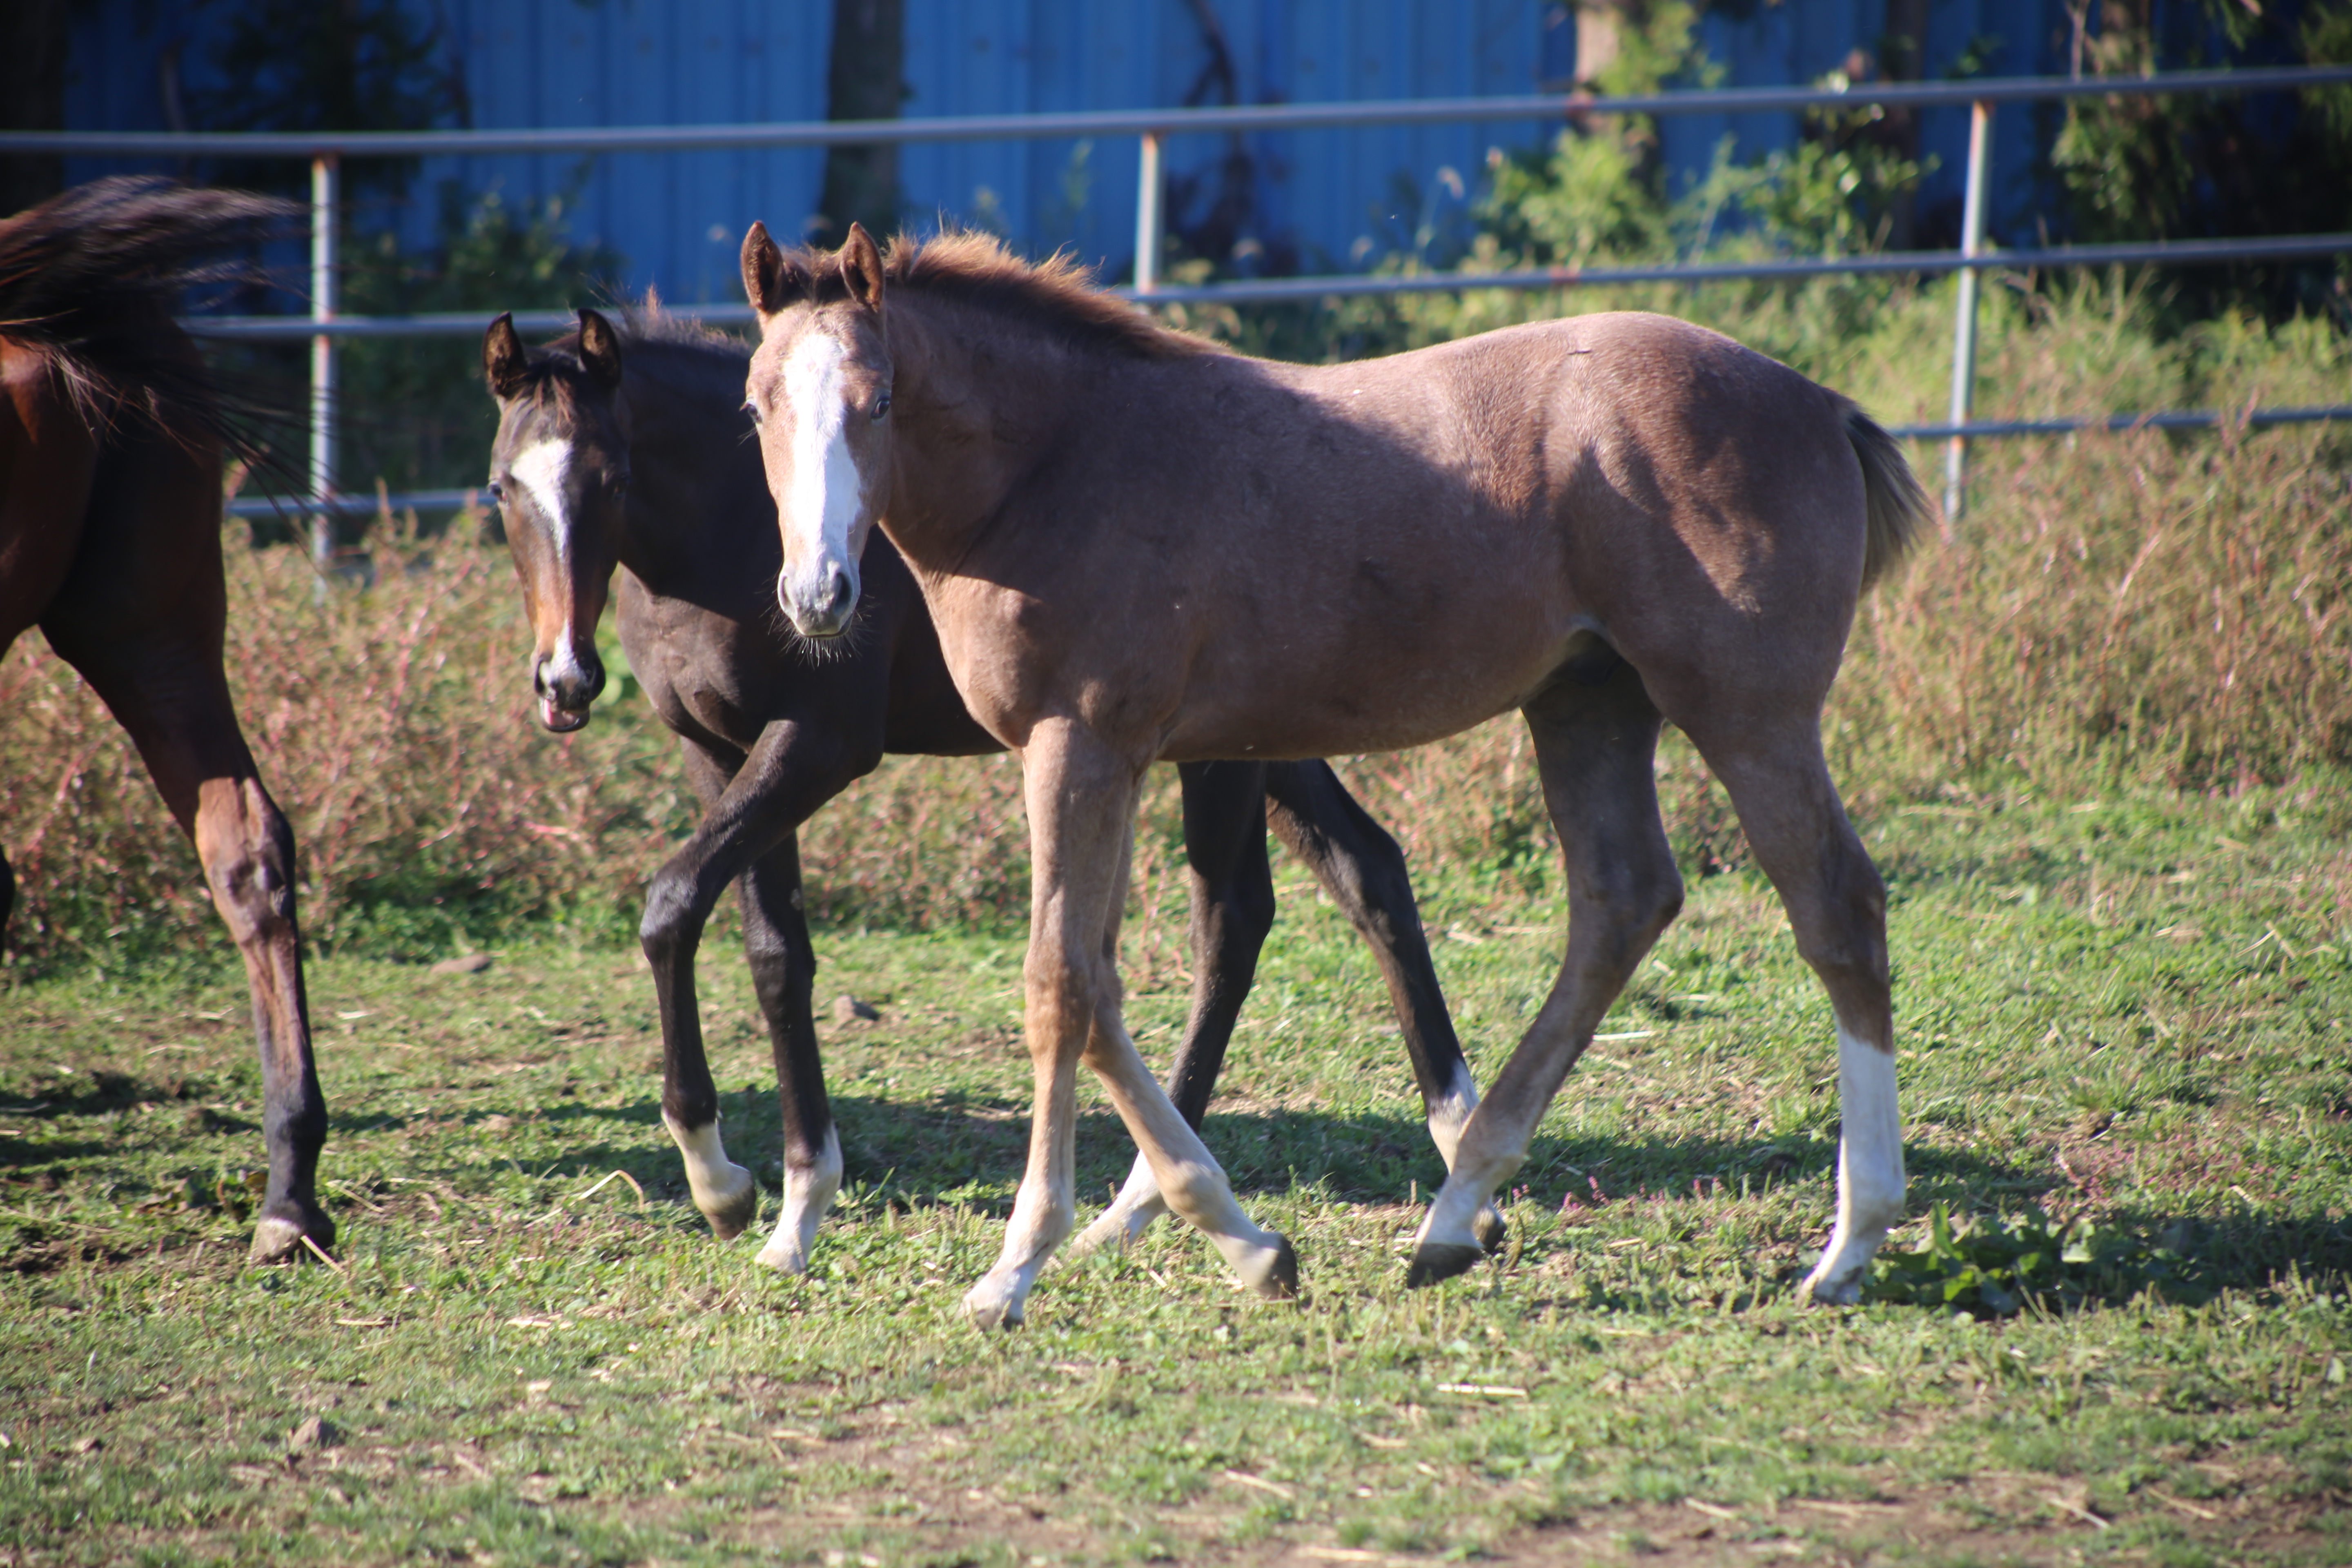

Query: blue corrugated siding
left=63, top=0, right=2096, bottom=301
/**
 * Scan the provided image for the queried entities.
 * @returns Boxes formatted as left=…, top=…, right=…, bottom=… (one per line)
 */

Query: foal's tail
left=1839, top=401, right=1932, bottom=592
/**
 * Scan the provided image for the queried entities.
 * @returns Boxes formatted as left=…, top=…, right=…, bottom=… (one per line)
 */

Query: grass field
left=4, top=780, right=2348, bottom=1566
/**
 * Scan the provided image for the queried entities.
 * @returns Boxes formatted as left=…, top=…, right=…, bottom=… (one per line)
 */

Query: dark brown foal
left=0, top=178, right=330, bottom=1262
left=740, top=224, right=1929, bottom=1325
left=482, top=307, right=1493, bottom=1277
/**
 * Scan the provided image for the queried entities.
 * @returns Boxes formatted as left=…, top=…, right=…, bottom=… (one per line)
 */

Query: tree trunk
left=1880, top=0, right=1929, bottom=250
left=813, top=0, right=904, bottom=249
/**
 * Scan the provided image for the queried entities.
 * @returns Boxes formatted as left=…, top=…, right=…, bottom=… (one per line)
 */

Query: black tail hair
left=0, top=175, right=302, bottom=470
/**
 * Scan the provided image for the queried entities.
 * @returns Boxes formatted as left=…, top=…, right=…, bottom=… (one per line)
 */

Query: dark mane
left=0, top=176, right=299, bottom=461
left=793, top=229, right=1218, bottom=362
left=517, top=294, right=751, bottom=425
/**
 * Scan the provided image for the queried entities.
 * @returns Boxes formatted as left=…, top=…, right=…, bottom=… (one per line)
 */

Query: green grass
left=3, top=785, right=2349, bottom=1565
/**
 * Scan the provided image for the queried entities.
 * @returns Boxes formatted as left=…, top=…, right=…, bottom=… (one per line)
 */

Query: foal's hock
left=739, top=221, right=1930, bottom=1326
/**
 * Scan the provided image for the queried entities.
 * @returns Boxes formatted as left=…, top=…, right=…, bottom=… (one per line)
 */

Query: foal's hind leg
left=737, top=838, right=843, bottom=1273
left=1262, top=760, right=1504, bottom=1253
left=1678, top=717, right=1902, bottom=1304
left=1409, top=674, right=1684, bottom=1285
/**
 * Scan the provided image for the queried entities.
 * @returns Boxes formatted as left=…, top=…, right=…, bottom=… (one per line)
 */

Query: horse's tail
left=0, top=176, right=298, bottom=459
left=1839, top=400, right=1932, bottom=593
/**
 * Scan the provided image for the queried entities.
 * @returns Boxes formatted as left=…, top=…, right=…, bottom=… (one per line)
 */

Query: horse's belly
left=1161, top=627, right=1569, bottom=763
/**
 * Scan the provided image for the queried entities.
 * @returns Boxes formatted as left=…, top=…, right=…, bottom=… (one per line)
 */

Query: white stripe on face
left=508, top=437, right=574, bottom=566
left=781, top=332, right=863, bottom=587
left=509, top=436, right=594, bottom=691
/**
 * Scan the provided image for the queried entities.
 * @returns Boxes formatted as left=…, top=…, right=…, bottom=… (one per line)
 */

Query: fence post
left=1134, top=131, right=1163, bottom=294
left=309, top=152, right=339, bottom=593
left=1942, top=99, right=1991, bottom=526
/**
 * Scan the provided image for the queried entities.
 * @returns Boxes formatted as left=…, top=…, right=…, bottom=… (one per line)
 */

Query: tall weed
left=3, top=294, right=2346, bottom=967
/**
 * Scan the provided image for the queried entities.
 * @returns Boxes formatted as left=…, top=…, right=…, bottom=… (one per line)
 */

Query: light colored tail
left=1841, top=403, right=1933, bottom=592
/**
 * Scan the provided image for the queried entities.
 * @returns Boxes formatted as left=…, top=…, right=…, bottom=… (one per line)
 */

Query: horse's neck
left=615, top=347, right=759, bottom=576
left=884, top=299, right=1093, bottom=568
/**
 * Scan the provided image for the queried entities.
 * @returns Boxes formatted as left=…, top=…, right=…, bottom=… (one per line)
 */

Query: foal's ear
left=740, top=221, right=809, bottom=320
left=840, top=222, right=886, bottom=314
left=483, top=313, right=530, bottom=401
left=577, top=308, right=623, bottom=391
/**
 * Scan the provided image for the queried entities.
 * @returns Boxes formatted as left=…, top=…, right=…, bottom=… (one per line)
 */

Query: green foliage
left=2050, top=0, right=2352, bottom=323
left=336, top=179, right=628, bottom=499
left=1867, top=1202, right=2215, bottom=1318
left=185, top=0, right=457, bottom=203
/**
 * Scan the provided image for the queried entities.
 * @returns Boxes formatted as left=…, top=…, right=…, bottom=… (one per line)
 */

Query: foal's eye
left=609, top=477, right=630, bottom=500
left=486, top=479, right=506, bottom=503
left=870, top=391, right=892, bottom=421
left=743, top=400, right=763, bottom=426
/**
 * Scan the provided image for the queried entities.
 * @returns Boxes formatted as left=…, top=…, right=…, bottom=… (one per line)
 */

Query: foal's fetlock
left=757, top=1145, right=843, bottom=1273
left=1069, top=1153, right=1168, bottom=1258
left=1472, top=1203, right=1509, bottom=1255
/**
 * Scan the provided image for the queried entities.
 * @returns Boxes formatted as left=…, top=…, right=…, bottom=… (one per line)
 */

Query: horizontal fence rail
left=11, top=65, right=2351, bottom=157
left=180, top=232, right=2352, bottom=338
left=233, top=401, right=2351, bottom=523
left=27, top=65, right=2351, bottom=530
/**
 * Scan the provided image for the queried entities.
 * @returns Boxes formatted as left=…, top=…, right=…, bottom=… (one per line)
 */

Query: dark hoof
left=250, top=1202, right=336, bottom=1265
left=1250, top=1234, right=1300, bottom=1301
left=1405, top=1242, right=1485, bottom=1289
left=1473, top=1205, right=1509, bottom=1255
left=705, top=1183, right=760, bottom=1242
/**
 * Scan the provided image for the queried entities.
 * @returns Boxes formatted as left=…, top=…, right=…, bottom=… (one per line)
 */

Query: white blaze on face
left=509, top=437, right=595, bottom=697
left=509, top=437, right=574, bottom=567
left=780, top=332, right=864, bottom=595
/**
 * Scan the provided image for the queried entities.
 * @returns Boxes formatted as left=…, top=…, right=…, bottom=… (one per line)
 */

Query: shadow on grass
left=465, top=1089, right=2026, bottom=1220
left=401, top=1090, right=2352, bottom=1307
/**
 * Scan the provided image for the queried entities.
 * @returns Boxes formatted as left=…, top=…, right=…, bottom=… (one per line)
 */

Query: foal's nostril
left=824, top=566, right=853, bottom=617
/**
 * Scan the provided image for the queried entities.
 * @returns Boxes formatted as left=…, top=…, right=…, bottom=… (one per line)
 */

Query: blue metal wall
left=62, top=0, right=2084, bottom=301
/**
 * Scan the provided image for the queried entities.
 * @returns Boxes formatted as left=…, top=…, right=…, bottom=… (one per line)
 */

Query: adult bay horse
left=0, top=177, right=332, bottom=1262
left=481, top=304, right=1498, bottom=1276
left=740, top=223, right=1931, bottom=1327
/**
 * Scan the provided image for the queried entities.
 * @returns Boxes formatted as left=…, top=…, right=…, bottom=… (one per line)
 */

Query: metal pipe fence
left=16, top=65, right=2350, bottom=525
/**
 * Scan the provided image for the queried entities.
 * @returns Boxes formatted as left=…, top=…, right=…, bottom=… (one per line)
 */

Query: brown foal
left=739, top=222, right=1929, bottom=1327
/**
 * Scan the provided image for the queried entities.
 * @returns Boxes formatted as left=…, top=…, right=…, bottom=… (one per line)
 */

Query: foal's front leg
left=643, top=728, right=869, bottom=1248
left=963, top=721, right=1296, bottom=1329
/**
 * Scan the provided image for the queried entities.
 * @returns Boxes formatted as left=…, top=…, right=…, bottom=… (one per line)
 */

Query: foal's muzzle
left=533, top=651, right=605, bottom=732
left=780, top=561, right=859, bottom=641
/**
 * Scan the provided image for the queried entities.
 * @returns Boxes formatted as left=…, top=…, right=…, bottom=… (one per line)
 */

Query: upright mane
left=515, top=294, right=751, bottom=428
left=0, top=176, right=298, bottom=458
left=796, top=229, right=1218, bottom=362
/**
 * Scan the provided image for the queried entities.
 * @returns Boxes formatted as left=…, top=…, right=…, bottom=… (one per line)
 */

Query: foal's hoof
left=249, top=1201, right=336, bottom=1265
left=1405, top=1241, right=1485, bottom=1289
left=1241, top=1234, right=1300, bottom=1302
left=961, top=1283, right=1025, bottom=1332
left=698, top=1171, right=761, bottom=1242
left=1472, top=1203, right=1509, bottom=1255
